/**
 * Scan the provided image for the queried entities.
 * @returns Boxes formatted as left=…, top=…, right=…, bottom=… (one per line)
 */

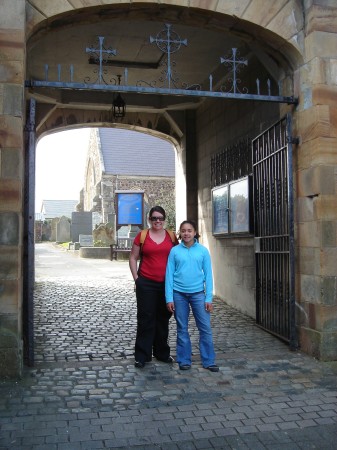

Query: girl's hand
left=167, top=302, right=175, bottom=313
left=205, top=302, right=213, bottom=312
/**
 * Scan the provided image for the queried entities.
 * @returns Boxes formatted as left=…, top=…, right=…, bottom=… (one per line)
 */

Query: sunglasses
left=150, top=216, right=165, bottom=222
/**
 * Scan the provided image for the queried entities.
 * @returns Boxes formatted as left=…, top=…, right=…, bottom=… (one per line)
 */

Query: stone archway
left=1, top=0, right=337, bottom=377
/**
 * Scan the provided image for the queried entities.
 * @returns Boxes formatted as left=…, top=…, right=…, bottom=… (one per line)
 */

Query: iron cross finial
left=220, top=48, right=248, bottom=94
left=86, top=36, right=117, bottom=85
left=150, top=24, right=187, bottom=89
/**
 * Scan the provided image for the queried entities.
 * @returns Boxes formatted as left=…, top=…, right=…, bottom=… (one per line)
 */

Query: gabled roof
left=41, top=200, right=78, bottom=219
left=98, top=128, right=175, bottom=177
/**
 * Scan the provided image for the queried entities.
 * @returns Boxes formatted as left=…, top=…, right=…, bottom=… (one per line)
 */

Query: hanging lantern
left=112, top=93, right=126, bottom=120
left=112, top=75, right=126, bottom=120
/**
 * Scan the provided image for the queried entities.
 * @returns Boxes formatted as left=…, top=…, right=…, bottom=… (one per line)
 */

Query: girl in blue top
left=165, top=220, right=219, bottom=372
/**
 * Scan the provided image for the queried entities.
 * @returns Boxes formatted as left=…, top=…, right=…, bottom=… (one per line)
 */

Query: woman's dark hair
left=179, top=220, right=200, bottom=240
left=149, top=205, right=166, bottom=219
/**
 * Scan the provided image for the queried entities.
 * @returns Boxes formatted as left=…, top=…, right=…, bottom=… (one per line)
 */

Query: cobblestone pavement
left=0, top=243, right=336, bottom=449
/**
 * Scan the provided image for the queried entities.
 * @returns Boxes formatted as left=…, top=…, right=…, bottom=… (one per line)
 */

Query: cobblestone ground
left=0, top=243, right=336, bottom=449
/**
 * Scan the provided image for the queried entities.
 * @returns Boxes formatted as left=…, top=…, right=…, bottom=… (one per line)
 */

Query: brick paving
left=0, top=243, right=336, bottom=449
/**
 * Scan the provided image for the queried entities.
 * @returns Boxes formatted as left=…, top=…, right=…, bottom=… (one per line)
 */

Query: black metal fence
left=211, top=138, right=252, bottom=187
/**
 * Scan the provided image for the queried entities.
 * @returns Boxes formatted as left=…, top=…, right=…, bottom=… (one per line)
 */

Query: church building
left=80, top=128, right=176, bottom=230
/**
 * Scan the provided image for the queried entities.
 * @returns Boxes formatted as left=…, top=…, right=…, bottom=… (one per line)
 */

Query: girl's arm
left=165, top=250, right=175, bottom=305
left=203, top=249, right=214, bottom=303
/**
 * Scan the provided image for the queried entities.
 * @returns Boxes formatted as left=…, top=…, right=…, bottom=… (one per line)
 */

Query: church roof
left=40, top=200, right=78, bottom=219
left=98, top=128, right=175, bottom=177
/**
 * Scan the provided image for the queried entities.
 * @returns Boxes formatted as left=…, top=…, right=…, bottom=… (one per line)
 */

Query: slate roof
left=98, top=128, right=175, bottom=177
left=40, top=200, right=78, bottom=219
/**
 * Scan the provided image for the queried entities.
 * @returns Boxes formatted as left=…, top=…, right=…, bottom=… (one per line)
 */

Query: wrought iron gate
left=252, top=114, right=297, bottom=349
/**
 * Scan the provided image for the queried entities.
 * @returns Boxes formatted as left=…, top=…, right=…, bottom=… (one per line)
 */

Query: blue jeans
left=173, top=290, right=216, bottom=367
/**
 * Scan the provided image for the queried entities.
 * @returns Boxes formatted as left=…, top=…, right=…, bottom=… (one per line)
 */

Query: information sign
left=116, top=192, right=143, bottom=226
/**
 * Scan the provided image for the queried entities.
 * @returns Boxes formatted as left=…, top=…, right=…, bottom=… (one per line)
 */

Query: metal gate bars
left=253, top=114, right=297, bottom=349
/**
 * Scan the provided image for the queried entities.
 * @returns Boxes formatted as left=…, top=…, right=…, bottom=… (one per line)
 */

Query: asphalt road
left=35, top=242, right=133, bottom=281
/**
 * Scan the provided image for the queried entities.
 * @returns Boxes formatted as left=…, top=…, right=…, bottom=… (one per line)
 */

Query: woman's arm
left=129, top=243, right=141, bottom=281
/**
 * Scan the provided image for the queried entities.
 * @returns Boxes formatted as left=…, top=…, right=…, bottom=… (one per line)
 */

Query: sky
left=35, top=128, right=91, bottom=212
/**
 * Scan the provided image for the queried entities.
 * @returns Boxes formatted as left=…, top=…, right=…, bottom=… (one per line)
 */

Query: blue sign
left=117, top=193, right=143, bottom=226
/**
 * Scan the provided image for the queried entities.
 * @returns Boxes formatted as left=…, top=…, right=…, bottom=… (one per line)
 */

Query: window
left=212, top=176, right=252, bottom=236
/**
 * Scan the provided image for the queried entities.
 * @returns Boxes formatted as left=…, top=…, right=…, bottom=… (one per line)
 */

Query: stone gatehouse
left=1, top=0, right=337, bottom=377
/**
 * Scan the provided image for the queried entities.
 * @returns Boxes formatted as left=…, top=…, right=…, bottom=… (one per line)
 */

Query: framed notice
left=212, top=177, right=252, bottom=236
left=230, top=178, right=250, bottom=233
left=116, top=192, right=143, bottom=226
left=212, top=184, right=229, bottom=235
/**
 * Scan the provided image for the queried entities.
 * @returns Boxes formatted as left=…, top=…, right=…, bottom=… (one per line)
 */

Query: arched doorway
left=24, top=2, right=301, bottom=368
left=32, top=125, right=178, bottom=364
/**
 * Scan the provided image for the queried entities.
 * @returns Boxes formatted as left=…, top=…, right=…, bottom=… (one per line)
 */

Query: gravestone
left=79, top=234, right=93, bottom=247
left=92, top=223, right=114, bottom=245
left=50, top=217, right=58, bottom=241
left=56, top=216, right=70, bottom=242
left=71, top=211, right=92, bottom=242
left=129, top=225, right=141, bottom=238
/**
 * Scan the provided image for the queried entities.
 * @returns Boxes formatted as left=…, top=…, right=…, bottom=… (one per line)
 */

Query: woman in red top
left=129, top=206, right=178, bottom=368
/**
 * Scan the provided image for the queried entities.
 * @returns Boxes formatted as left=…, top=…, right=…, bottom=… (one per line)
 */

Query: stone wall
left=293, top=2, right=337, bottom=360
left=0, top=0, right=25, bottom=377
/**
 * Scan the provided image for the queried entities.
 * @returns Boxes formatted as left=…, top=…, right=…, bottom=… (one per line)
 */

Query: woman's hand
left=129, top=244, right=140, bottom=281
left=167, top=302, right=175, bottom=313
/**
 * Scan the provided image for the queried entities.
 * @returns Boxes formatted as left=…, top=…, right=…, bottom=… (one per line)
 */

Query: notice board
left=116, top=192, right=143, bottom=226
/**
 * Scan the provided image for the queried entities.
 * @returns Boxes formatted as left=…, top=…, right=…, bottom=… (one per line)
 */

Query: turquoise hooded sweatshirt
left=165, top=239, right=214, bottom=303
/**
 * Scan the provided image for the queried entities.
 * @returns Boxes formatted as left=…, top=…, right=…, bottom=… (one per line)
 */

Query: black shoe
left=134, top=361, right=145, bottom=368
left=179, top=364, right=191, bottom=370
left=205, top=365, right=219, bottom=372
left=156, top=356, right=174, bottom=363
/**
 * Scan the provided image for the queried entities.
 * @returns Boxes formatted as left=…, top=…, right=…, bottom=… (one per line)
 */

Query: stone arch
left=26, top=1, right=304, bottom=67
left=25, top=1, right=303, bottom=369
left=36, top=111, right=184, bottom=147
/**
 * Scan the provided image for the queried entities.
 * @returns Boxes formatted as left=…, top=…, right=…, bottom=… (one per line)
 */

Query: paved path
left=0, top=242, right=336, bottom=449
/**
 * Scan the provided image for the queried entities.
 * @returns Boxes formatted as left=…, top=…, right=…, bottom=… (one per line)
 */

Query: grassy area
left=57, top=242, right=70, bottom=249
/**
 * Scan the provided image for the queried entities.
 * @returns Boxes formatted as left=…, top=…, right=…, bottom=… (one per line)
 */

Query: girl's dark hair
left=149, top=205, right=166, bottom=219
left=179, top=220, right=200, bottom=240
